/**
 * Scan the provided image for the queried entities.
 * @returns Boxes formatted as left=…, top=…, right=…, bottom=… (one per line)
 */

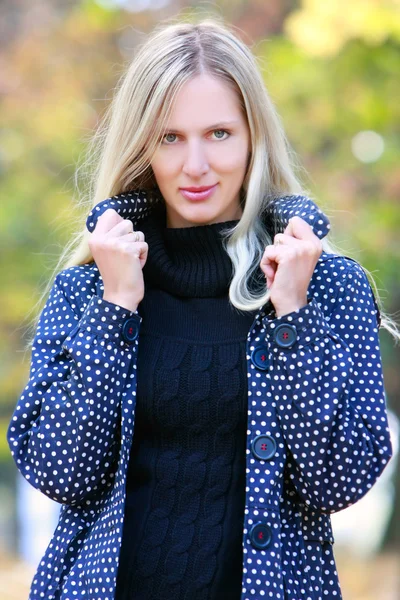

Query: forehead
left=165, top=74, right=245, bottom=129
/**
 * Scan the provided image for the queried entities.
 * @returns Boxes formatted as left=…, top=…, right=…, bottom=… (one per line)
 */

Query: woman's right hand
left=88, top=208, right=148, bottom=312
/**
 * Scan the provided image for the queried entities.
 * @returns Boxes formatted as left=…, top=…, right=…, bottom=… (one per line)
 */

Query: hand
left=88, top=208, right=148, bottom=312
left=260, top=216, right=323, bottom=317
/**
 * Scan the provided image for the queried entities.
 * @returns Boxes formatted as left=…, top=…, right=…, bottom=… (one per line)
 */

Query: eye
left=212, top=129, right=229, bottom=140
left=162, top=133, right=178, bottom=144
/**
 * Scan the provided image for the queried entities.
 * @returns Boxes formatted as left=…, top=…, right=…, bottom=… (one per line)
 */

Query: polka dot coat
left=7, top=191, right=393, bottom=600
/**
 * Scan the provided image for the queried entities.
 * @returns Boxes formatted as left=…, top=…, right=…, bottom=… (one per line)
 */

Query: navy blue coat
left=8, top=191, right=393, bottom=599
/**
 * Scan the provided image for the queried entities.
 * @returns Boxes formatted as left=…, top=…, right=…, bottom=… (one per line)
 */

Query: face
left=150, top=73, right=251, bottom=228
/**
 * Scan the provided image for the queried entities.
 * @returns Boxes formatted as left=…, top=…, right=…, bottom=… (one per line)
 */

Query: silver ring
left=133, top=232, right=140, bottom=242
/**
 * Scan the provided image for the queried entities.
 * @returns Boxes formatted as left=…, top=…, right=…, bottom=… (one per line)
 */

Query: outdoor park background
left=1, top=0, right=399, bottom=598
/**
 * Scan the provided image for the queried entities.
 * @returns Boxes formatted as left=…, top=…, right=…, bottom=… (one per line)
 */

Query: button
left=122, top=318, right=139, bottom=343
left=249, top=522, right=272, bottom=550
left=251, top=434, right=277, bottom=461
left=250, top=345, right=270, bottom=370
left=273, top=323, right=297, bottom=348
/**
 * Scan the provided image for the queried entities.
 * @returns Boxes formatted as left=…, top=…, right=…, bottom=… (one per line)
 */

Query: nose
left=182, top=140, right=210, bottom=178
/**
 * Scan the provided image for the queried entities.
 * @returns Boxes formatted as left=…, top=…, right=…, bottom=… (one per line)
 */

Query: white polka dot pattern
left=242, top=252, right=392, bottom=599
left=266, top=193, right=331, bottom=239
left=85, top=190, right=331, bottom=241
left=7, top=192, right=392, bottom=600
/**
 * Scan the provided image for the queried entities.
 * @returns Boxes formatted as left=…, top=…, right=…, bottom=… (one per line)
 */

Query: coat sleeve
left=7, top=269, right=142, bottom=506
left=263, top=258, right=393, bottom=513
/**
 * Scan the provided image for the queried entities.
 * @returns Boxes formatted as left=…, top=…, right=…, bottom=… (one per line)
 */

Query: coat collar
left=86, top=190, right=330, bottom=239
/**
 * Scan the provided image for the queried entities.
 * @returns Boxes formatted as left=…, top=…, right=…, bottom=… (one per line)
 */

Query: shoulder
left=315, top=251, right=370, bottom=286
left=54, top=262, right=103, bottom=317
left=315, top=251, right=366, bottom=280
left=311, top=251, right=381, bottom=325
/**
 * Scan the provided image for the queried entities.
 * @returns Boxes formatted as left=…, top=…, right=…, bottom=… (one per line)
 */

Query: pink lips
left=179, top=183, right=218, bottom=201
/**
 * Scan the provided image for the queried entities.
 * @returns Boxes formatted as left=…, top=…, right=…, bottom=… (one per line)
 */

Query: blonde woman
left=7, top=17, right=395, bottom=600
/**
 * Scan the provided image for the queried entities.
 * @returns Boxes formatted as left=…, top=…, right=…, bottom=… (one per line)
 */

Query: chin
left=185, top=211, right=223, bottom=226
left=172, top=204, right=214, bottom=226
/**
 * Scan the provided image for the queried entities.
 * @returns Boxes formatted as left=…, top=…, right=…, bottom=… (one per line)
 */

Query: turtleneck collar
left=139, top=203, right=239, bottom=298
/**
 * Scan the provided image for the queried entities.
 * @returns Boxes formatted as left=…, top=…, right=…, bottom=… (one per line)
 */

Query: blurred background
left=1, top=1, right=399, bottom=598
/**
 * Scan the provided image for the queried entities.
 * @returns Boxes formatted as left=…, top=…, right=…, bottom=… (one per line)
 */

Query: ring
left=133, top=232, right=140, bottom=242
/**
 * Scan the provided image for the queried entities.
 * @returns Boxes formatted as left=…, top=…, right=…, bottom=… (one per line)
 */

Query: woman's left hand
left=260, top=216, right=323, bottom=318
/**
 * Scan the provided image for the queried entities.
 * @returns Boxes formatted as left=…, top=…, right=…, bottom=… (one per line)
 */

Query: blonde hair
left=26, top=16, right=399, bottom=346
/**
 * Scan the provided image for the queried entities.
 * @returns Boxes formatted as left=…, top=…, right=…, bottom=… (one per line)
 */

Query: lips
left=180, top=185, right=216, bottom=192
left=179, top=183, right=218, bottom=202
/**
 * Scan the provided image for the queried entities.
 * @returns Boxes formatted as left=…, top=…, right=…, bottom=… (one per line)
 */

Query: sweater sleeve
left=7, top=270, right=142, bottom=506
left=263, top=259, right=393, bottom=513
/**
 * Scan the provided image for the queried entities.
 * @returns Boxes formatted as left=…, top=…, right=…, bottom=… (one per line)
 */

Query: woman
left=7, top=17, right=395, bottom=600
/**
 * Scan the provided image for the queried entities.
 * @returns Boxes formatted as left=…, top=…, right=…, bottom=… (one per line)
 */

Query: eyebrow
left=163, top=120, right=239, bottom=133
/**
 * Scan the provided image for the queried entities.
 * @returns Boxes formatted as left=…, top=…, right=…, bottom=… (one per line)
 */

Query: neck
left=139, top=203, right=239, bottom=297
left=164, top=202, right=243, bottom=229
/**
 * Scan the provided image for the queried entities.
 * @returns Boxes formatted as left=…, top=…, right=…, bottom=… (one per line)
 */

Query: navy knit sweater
left=114, top=203, right=258, bottom=600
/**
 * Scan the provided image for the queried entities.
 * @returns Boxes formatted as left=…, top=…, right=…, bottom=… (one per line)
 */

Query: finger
left=93, top=209, right=124, bottom=234
left=118, top=231, right=145, bottom=243
left=110, top=222, right=146, bottom=241
left=283, top=216, right=317, bottom=241
left=259, top=254, right=277, bottom=288
left=107, top=220, right=144, bottom=239
left=261, top=243, right=292, bottom=264
left=132, top=242, right=148, bottom=263
left=118, top=241, right=148, bottom=258
left=273, top=233, right=301, bottom=247
left=260, top=259, right=276, bottom=280
left=261, top=246, right=278, bottom=265
left=103, top=219, right=133, bottom=236
left=132, top=231, right=145, bottom=242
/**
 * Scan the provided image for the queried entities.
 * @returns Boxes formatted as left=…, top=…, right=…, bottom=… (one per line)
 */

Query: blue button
left=273, top=323, right=297, bottom=348
left=249, top=522, right=272, bottom=550
left=251, top=434, right=277, bottom=461
left=250, top=345, right=269, bottom=370
left=122, top=318, right=139, bottom=343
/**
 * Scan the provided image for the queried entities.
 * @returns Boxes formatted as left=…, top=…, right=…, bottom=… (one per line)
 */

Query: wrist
left=274, top=298, right=308, bottom=318
left=103, top=292, right=140, bottom=313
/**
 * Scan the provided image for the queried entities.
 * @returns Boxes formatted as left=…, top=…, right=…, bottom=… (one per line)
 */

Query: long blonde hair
left=27, top=16, right=399, bottom=345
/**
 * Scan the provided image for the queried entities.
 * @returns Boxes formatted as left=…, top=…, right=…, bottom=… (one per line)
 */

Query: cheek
left=210, top=137, right=249, bottom=174
left=212, top=149, right=249, bottom=175
left=151, top=151, right=181, bottom=181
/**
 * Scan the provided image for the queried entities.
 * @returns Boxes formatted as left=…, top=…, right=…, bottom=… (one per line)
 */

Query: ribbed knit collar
left=139, top=203, right=238, bottom=298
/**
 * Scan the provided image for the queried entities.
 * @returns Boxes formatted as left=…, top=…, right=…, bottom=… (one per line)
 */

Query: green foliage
left=257, top=36, right=400, bottom=279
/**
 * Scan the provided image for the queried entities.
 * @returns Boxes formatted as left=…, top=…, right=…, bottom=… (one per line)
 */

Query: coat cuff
left=262, top=298, right=331, bottom=351
left=78, top=295, right=142, bottom=343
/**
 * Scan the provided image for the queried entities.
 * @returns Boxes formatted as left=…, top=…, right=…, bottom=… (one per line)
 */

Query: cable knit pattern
left=115, top=214, right=255, bottom=599
left=119, top=339, right=249, bottom=600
